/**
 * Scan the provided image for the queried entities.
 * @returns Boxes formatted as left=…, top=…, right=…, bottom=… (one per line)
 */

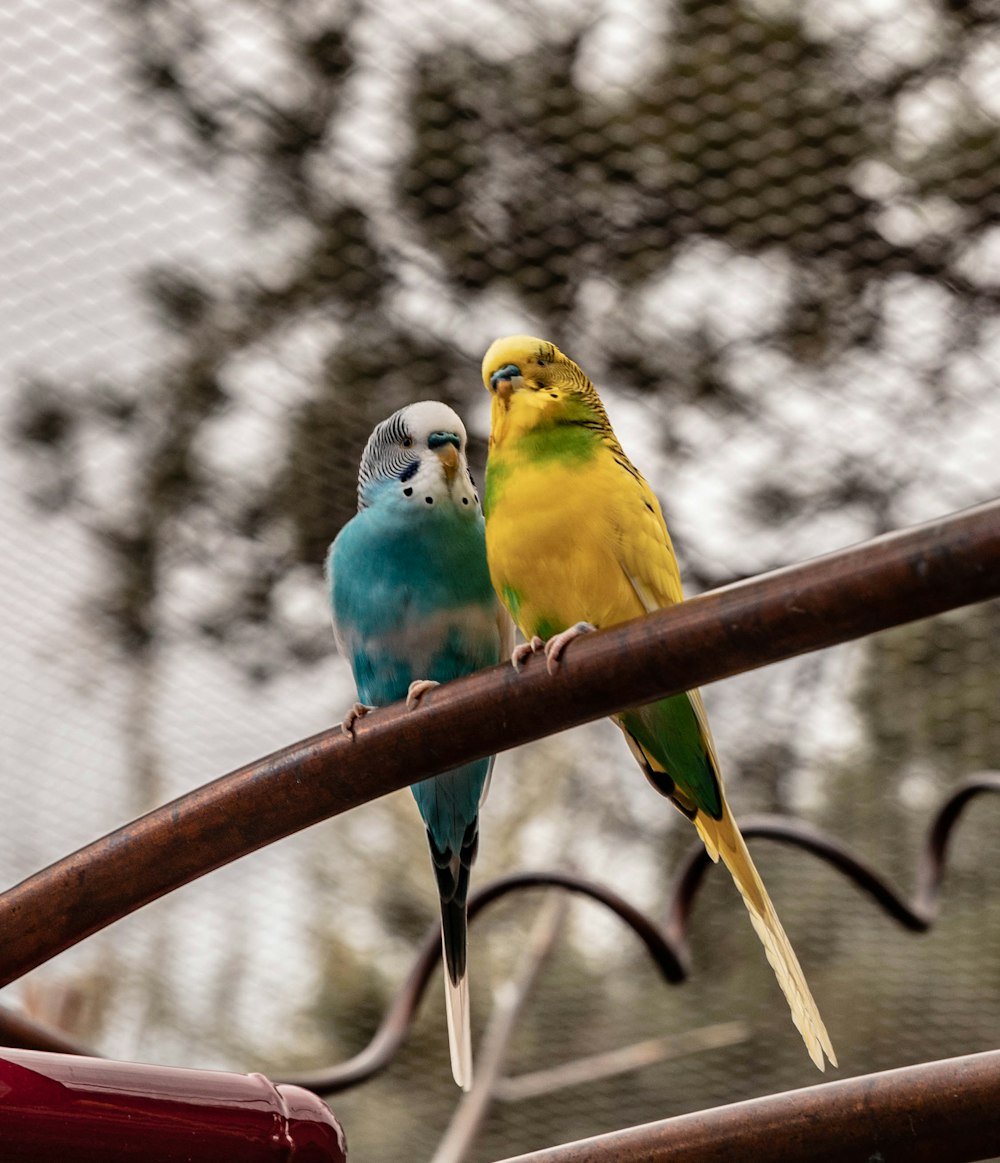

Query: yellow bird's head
left=481, top=335, right=609, bottom=445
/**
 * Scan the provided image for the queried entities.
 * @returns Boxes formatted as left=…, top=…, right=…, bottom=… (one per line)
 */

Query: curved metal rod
left=5, top=776, right=998, bottom=1086
left=914, top=772, right=1000, bottom=916
left=4, top=775, right=998, bottom=1086
left=279, top=773, right=1000, bottom=1095
left=279, top=871, right=687, bottom=1094
left=666, top=771, right=1000, bottom=941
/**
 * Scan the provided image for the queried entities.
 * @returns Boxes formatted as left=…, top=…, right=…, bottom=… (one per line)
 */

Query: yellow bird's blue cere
left=327, top=400, right=506, bottom=1090
left=481, top=335, right=836, bottom=1071
left=489, top=363, right=521, bottom=389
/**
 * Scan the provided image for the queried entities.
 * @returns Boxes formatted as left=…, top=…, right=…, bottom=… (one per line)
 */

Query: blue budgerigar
left=327, top=401, right=506, bottom=1090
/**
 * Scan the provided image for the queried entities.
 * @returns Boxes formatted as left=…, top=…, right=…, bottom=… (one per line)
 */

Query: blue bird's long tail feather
left=428, top=820, right=478, bottom=1090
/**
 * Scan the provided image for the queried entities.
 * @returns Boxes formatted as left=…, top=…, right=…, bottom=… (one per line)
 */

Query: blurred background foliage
left=2, top=0, right=1000, bottom=1159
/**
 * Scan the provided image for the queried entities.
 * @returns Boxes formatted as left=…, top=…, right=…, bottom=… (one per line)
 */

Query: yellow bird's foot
left=406, top=678, right=440, bottom=710
left=544, top=622, right=596, bottom=675
left=341, top=701, right=375, bottom=738
left=511, top=636, right=544, bottom=669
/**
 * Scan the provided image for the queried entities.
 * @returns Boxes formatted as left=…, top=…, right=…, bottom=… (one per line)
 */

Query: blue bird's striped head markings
left=355, top=401, right=482, bottom=514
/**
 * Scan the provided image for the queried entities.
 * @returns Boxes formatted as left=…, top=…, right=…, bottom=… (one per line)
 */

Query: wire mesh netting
left=2, top=0, right=1000, bottom=1159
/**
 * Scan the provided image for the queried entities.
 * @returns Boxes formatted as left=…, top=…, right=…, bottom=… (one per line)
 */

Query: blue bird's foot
left=406, top=679, right=440, bottom=710
left=511, top=636, right=545, bottom=669
left=544, top=622, right=596, bottom=675
left=341, top=701, right=375, bottom=738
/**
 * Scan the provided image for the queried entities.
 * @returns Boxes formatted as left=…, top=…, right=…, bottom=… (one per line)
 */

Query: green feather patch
left=619, top=694, right=723, bottom=820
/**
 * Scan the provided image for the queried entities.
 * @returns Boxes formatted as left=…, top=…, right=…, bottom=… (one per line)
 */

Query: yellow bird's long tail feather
left=694, top=802, right=837, bottom=1071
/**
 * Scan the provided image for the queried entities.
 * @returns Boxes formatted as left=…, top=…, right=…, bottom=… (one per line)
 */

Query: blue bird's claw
left=406, top=679, right=440, bottom=710
left=341, top=701, right=375, bottom=738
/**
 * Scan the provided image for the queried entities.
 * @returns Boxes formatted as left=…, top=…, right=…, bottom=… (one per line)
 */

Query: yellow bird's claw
left=543, top=622, right=596, bottom=675
left=511, top=637, right=544, bottom=669
left=406, top=678, right=440, bottom=710
left=341, top=701, right=374, bottom=738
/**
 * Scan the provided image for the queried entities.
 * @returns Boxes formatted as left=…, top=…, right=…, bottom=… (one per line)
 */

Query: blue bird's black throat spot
left=399, top=460, right=419, bottom=483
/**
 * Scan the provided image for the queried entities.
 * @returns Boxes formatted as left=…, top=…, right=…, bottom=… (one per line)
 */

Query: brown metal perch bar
left=0, top=499, right=996, bottom=991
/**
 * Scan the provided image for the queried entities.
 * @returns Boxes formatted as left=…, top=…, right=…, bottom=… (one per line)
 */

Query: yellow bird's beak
left=487, top=362, right=524, bottom=409
left=434, top=442, right=459, bottom=483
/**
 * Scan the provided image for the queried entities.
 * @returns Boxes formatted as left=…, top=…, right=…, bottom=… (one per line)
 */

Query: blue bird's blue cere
left=428, top=430, right=461, bottom=451
left=489, top=363, right=521, bottom=390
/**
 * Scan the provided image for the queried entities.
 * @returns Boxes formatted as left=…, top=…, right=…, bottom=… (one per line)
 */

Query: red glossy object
left=0, top=1048, right=347, bottom=1162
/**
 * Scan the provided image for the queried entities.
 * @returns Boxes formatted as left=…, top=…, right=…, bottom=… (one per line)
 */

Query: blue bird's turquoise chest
left=328, top=499, right=499, bottom=709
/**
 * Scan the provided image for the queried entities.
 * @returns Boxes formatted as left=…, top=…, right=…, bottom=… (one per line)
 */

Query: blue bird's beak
left=429, top=431, right=461, bottom=483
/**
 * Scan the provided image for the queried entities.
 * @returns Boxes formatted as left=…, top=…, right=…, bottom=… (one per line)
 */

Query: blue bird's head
left=356, top=401, right=480, bottom=513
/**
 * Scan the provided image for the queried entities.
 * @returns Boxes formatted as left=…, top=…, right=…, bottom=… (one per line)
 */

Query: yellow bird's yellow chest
left=484, top=446, right=646, bottom=640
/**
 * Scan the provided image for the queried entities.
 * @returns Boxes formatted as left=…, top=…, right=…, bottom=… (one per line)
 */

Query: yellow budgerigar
left=481, top=334, right=836, bottom=1071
